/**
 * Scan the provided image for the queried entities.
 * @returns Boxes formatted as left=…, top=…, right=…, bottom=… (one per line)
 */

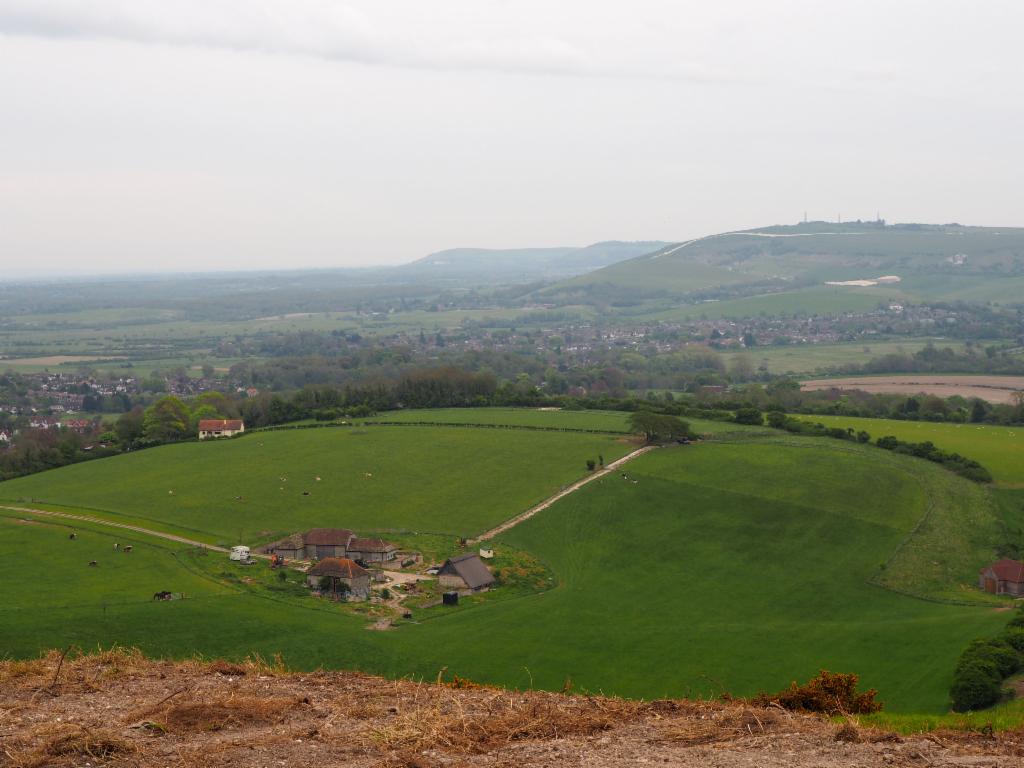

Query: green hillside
left=0, top=425, right=634, bottom=541
left=0, top=417, right=1013, bottom=713
left=542, top=222, right=1024, bottom=310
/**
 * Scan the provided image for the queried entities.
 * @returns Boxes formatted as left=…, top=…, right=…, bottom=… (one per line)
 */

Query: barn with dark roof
left=979, top=559, right=1024, bottom=596
left=438, top=553, right=495, bottom=592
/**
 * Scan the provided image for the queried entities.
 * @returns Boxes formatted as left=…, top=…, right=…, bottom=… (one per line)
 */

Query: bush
left=1000, top=629, right=1024, bottom=653
left=734, top=407, right=764, bottom=426
left=752, top=670, right=882, bottom=715
left=950, top=661, right=1003, bottom=711
left=957, top=639, right=1020, bottom=678
left=948, top=631, right=1024, bottom=711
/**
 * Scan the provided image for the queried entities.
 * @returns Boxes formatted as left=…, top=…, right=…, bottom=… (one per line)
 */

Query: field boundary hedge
left=252, top=420, right=631, bottom=436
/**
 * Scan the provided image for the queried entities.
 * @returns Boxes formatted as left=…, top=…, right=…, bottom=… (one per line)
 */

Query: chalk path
left=469, top=445, right=656, bottom=543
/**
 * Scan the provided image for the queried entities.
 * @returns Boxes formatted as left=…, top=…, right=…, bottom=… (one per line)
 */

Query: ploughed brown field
left=800, top=375, right=1024, bottom=404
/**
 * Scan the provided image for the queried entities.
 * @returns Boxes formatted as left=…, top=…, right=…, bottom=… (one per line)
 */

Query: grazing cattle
left=69, top=533, right=77, bottom=540
left=114, top=543, right=119, bottom=550
left=153, top=591, right=173, bottom=601
left=123, top=545, right=133, bottom=553
left=88, top=560, right=98, bottom=567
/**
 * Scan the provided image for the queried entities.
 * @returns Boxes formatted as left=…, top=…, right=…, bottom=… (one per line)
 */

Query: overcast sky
left=1, top=1, right=1022, bottom=277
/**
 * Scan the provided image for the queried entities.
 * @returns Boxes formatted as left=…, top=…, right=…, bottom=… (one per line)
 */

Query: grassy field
left=794, top=415, right=1024, bottom=487
left=0, top=424, right=635, bottom=541
left=641, top=285, right=895, bottom=322
left=358, top=407, right=633, bottom=431
left=718, top=339, right=969, bottom=376
left=0, top=515, right=232, bottom=612
left=0, top=428, right=1012, bottom=714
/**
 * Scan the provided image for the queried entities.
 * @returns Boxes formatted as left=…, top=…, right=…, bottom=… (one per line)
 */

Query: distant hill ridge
left=399, top=240, right=669, bottom=280
left=540, top=221, right=1024, bottom=303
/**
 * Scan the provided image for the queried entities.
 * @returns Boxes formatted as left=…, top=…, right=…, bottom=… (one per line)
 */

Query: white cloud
left=0, top=0, right=719, bottom=81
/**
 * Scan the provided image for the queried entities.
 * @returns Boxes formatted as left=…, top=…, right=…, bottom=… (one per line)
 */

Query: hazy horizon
left=3, top=1, right=1023, bottom=278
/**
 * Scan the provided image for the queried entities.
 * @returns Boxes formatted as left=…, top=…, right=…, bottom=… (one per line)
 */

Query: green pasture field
left=358, top=407, right=757, bottom=439
left=860, top=696, right=1024, bottom=733
left=359, top=407, right=633, bottom=432
left=718, top=339, right=969, bottom=376
left=638, top=285, right=896, bottom=322
left=0, top=436, right=1009, bottom=714
left=0, top=424, right=635, bottom=541
left=0, top=515, right=231, bottom=611
left=0, top=303, right=589, bottom=356
left=794, top=415, right=1024, bottom=487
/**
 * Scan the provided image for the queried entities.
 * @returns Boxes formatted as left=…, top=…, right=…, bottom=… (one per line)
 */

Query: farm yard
left=800, top=375, right=1024, bottom=405
left=0, top=409, right=1020, bottom=714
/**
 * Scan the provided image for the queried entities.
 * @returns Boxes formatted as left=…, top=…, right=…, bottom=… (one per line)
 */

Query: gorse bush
left=752, top=670, right=882, bottom=715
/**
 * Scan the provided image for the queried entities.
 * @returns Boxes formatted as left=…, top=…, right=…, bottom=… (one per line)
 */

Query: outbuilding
left=347, top=537, right=399, bottom=563
left=979, top=559, right=1024, bottom=596
left=303, top=528, right=355, bottom=560
left=438, top=553, right=495, bottom=593
left=307, top=557, right=370, bottom=600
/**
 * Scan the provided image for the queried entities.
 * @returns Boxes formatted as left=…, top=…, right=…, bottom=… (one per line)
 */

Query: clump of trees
left=628, top=411, right=691, bottom=443
left=949, top=611, right=1024, bottom=711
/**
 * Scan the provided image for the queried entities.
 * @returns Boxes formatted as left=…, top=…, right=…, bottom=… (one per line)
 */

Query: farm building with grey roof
left=438, top=553, right=495, bottom=592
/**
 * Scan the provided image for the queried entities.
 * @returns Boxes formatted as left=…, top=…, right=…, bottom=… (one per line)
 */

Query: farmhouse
left=979, top=559, right=1024, bottom=596
left=198, top=419, right=245, bottom=440
left=347, top=537, right=399, bottom=563
left=307, top=557, right=370, bottom=600
left=263, top=528, right=399, bottom=564
left=438, top=553, right=495, bottom=593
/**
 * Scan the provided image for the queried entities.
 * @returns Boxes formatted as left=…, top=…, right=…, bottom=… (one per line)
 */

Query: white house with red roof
left=198, top=419, right=245, bottom=440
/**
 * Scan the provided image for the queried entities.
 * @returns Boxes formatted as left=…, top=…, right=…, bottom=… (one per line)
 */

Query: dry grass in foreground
left=2, top=649, right=1024, bottom=767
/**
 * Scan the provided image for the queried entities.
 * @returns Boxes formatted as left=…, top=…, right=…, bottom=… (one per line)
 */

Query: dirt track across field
left=470, top=444, right=655, bottom=543
left=0, top=505, right=241, bottom=556
left=801, top=375, right=1024, bottom=404
left=3, top=651, right=1023, bottom=768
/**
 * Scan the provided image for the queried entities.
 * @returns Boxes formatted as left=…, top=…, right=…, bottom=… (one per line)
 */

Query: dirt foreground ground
left=3, top=651, right=1023, bottom=767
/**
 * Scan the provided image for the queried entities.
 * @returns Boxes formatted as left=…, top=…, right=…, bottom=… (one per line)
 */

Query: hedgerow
left=764, top=411, right=993, bottom=483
